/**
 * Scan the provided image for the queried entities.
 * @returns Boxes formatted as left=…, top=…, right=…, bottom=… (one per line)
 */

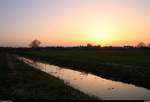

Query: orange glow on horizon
left=0, top=0, right=150, bottom=47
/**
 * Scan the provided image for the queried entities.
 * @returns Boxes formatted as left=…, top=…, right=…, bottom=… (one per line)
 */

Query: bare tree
left=96, top=44, right=101, bottom=48
left=29, top=39, right=41, bottom=48
left=137, top=42, right=145, bottom=48
left=148, top=43, right=150, bottom=48
left=87, top=43, right=93, bottom=47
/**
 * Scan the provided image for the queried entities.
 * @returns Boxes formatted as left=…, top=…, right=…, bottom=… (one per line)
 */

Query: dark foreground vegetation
left=6, top=46, right=150, bottom=90
left=0, top=51, right=95, bottom=100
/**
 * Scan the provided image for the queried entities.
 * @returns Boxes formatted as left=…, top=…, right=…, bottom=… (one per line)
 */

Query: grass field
left=14, top=48, right=150, bottom=89
left=0, top=52, right=96, bottom=100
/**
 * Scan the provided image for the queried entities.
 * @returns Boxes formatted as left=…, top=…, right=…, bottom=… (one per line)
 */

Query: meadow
left=13, top=47, right=150, bottom=89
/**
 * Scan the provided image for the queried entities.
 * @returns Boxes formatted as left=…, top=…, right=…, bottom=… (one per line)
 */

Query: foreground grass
left=0, top=52, right=96, bottom=100
left=15, top=48, right=150, bottom=89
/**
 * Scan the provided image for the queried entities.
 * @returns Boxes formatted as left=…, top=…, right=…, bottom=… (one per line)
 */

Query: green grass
left=14, top=48, right=150, bottom=89
left=0, top=52, right=96, bottom=100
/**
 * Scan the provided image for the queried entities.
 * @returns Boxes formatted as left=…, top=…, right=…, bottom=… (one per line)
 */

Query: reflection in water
left=18, top=57, right=150, bottom=100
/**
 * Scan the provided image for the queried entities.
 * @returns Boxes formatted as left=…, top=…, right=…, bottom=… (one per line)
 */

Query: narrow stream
left=18, top=57, right=150, bottom=100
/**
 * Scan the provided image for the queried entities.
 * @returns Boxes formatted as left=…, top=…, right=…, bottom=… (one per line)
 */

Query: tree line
left=29, top=39, right=150, bottom=49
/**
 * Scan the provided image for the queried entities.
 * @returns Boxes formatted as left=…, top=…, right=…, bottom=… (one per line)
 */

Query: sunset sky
left=0, top=0, right=150, bottom=47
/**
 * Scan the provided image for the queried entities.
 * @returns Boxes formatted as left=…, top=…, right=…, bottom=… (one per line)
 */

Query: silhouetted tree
left=96, top=45, right=101, bottom=48
left=137, top=42, right=145, bottom=48
left=124, top=45, right=134, bottom=49
left=29, top=39, right=41, bottom=48
left=148, top=43, right=150, bottom=48
left=87, top=43, right=93, bottom=47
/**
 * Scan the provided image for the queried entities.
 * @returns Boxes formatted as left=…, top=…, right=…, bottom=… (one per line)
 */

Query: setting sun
left=86, top=33, right=112, bottom=45
left=84, top=23, right=120, bottom=45
left=0, top=0, right=150, bottom=47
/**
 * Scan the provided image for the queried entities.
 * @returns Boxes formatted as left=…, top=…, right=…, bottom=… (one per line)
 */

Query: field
left=13, top=47, right=150, bottom=89
left=0, top=51, right=95, bottom=100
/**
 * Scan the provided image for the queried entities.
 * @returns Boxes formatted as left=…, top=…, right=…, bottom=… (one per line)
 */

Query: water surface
left=18, top=57, right=150, bottom=100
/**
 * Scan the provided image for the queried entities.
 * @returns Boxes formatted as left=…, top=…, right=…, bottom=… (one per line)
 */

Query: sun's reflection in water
left=18, top=57, right=150, bottom=100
